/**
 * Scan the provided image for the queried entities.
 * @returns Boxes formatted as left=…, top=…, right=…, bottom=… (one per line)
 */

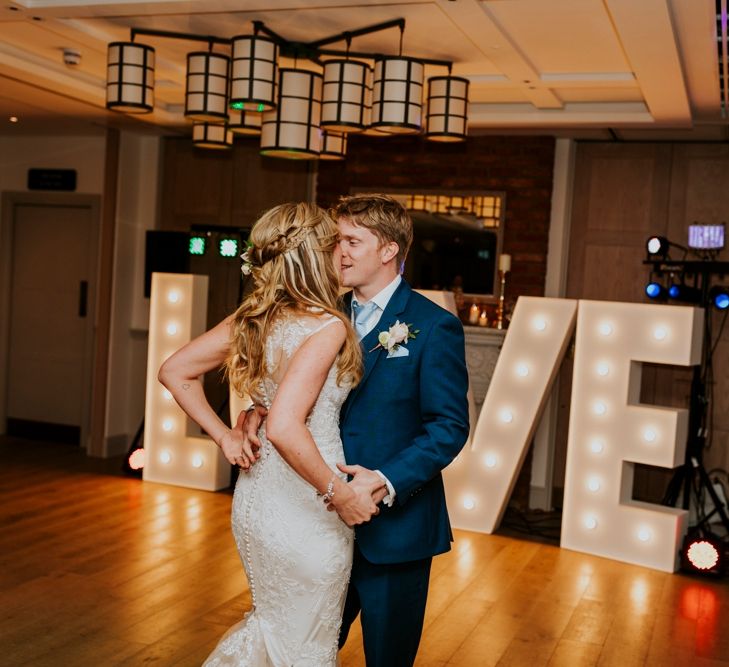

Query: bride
left=159, top=203, right=378, bottom=666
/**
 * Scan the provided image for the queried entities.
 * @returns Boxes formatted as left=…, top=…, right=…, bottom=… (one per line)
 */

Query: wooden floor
left=2, top=439, right=729, bottom=667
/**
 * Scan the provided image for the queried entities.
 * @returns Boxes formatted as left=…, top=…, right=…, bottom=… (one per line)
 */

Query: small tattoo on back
left=182, top=383, right=190, bottom=390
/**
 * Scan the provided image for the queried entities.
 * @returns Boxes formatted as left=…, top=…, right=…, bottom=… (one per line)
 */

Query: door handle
left=79, top=280, right=88, bottom=317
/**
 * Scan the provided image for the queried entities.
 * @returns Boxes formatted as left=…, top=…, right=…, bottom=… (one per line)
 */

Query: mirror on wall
left=355, top=189, right=506, bottom=297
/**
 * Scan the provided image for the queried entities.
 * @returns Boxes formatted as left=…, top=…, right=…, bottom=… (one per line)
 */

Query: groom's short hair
left=333, top=193, right=413, bottom=266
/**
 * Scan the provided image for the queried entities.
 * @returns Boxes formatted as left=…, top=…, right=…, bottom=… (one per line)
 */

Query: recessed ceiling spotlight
left=9, top=116, right=18, bottom=123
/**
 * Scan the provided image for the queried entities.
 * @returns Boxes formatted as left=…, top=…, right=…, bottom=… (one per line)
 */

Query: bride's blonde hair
left=226, top=202, right=362, bottom=401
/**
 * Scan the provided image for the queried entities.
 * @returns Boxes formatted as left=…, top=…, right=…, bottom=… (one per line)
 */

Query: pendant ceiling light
left=371, top=56, right=424, bottom=134
left=320, top=130, right=347, bottom=160
left=426, top=75, right=469, bottom=142
left=321, top=59, right=372, bottom=133
left=230, top=33, right=279, bottom=112
left=228, top=108, right=262, bottom=135
left=185, top=51, right=230, bottom=121
left=260, top=69, right=322, bottom=159
left=192, top=122, right=233, bottom=150
left=106, top=19, right=468, bottom=157
left=106, top=41, right=155, bottom=113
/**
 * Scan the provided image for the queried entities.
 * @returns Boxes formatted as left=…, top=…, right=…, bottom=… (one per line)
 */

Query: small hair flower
left=240, top=240, right=254, bottom=276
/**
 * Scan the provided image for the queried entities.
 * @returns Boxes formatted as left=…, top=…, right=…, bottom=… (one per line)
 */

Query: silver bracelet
left=319, top=474, right=336, bottom=503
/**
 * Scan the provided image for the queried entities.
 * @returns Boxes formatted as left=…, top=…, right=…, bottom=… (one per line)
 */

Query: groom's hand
left=328, top=463, right=385, bottom=525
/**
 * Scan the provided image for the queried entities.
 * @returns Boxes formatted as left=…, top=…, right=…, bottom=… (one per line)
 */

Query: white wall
left=530, top=138, right=576, bottom=510
left=105, top=133, right=161, bottom=456
left=0, top=132, right=160, bottom=458
left=0, top=135, right=105, bottom=193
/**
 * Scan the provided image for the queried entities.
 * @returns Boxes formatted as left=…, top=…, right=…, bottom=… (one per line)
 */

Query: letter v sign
left=443, top=297, right=703, bottom=572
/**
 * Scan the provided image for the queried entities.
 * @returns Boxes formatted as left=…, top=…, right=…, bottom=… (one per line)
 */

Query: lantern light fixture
left=106, top=41, right=155, bottom=113
left=228, top=107, right=262, bottom=135
left=371, top=56, right=424, bottom=134
left=425, top=74, right=469, bottom=142
left=107, top=19, right=468, bottom=158
left=185, top=50, right=230, bottom=121
left=230, top=32, right=279, bottom=112
left=192, top=122, right=233, bottom=150
left=321, top=58, right=372, bottom=133
left=320, top=130, right=347, bottom=160
left=260, top=68, right=323, bottom=159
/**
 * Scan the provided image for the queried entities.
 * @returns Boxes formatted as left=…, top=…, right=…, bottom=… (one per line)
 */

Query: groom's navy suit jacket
left=340, top=280, right=470, bottom=565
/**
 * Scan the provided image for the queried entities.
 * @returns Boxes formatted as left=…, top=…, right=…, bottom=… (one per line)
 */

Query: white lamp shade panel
left=230, top=35, right=278, bottom=112
left=185, top=52, right=230, bottom=121
left=322, top=60, right=372, bottom=132
left=260, top=69, right=322, bottom=159
left=192, top=122, right=233, bottom=149
left=106, top=42, right=155, bottom=113
left=426, top=76, right=469, bottom=142
left=371, top=57, right=424, bottom=134
left=320, top=130, right=347, bottom=160
left=228, top=107, right=262, bottom=135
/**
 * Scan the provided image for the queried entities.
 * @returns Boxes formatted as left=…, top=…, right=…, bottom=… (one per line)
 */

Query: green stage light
left=219, top=238, right=239, bottom=257
left=230, top=101, right=244, bottom=110
left=189, top=236, right=206, bottom=255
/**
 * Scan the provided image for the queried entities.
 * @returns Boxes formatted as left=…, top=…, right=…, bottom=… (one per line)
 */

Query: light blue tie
left=352, top=300, right=378, bottom=339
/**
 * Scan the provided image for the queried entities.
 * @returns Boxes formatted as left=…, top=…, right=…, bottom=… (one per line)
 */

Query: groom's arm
left=378, top=313, right=470, bottom=506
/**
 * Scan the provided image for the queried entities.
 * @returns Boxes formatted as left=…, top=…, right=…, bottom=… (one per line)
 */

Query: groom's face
left=335, top=217, right=390, bottom=291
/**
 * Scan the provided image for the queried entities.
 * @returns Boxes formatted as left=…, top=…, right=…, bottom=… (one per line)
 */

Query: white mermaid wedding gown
left=203, top=313, right=354, bottom=667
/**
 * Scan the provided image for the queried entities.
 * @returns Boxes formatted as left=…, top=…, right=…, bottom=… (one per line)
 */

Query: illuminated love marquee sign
left=444, top=297, right=702, bottom=573
left=145, top=274, right=702, bottom=572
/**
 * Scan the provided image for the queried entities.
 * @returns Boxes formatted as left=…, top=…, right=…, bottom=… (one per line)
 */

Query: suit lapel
left=344, top=280, right=412, bottom=417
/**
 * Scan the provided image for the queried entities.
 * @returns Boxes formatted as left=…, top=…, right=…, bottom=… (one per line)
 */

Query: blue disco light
left=668, top=284, right=702, bottom=303
left=645, top=282, right=664, bottom=299
left=710, top=285, right=729, bottom=310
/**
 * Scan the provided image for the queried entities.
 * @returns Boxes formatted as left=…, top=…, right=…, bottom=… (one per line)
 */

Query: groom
left=331, top=193, right=470, bottom=666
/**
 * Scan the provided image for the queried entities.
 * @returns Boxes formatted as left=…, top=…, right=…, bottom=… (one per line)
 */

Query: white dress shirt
left=350, top=274, right=402, bottom=506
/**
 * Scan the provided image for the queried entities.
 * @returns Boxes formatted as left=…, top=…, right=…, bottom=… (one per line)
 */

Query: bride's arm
left=266, top=321, right=378, bottom=526
left=158, top=317, right=258, bottom=468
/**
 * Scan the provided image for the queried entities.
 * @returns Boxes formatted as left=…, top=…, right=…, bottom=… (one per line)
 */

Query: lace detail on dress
left=203, top=312, right=353, bottom=667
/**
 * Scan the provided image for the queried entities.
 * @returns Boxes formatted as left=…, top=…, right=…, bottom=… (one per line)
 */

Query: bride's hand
left=218, top=415, right=258, bottom=469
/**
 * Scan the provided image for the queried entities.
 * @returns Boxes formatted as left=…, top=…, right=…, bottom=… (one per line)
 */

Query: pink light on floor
left=128, top=448, right=145, bottom=470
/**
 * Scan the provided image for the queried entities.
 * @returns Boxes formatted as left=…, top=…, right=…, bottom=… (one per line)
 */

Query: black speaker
left=144, top=230, right=190, bottom=297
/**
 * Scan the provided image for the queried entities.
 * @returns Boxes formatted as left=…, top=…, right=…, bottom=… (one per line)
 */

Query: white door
left=6, top=202, right=97, bottom=445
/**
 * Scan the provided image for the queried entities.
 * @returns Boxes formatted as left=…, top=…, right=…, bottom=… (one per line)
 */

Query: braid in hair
left=226, top=203, right=362, bottom=402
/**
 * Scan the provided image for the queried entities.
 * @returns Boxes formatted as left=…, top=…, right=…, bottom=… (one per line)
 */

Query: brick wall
left=317, top=133, right=556, bottom=300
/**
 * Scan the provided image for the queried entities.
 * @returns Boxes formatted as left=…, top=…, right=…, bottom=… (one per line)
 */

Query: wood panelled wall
left=556, top=143, right=729, bottom=500
left=159, top=137, right=312, bottom=231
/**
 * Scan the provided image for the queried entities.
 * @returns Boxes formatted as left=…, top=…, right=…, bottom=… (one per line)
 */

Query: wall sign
left=27, top=168, right=77, bottom=191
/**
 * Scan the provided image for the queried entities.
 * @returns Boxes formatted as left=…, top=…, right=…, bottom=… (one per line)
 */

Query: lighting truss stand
left=661, top=363, right=729, bottom=534
left=643, top=255, right=729, bottom=535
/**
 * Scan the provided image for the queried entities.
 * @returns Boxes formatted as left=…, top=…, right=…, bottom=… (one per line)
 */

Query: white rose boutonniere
left=370, top=320, right=419, bottom=353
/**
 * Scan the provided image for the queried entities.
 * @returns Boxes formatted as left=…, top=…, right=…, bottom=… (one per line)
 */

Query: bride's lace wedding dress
left=203, top=312, right=354, bottom=667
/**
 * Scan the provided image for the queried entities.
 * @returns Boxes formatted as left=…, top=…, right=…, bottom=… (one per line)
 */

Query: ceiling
left=0, top=0, right=725, bottom=141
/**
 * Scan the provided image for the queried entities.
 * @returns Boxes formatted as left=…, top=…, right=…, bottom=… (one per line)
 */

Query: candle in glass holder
left=478, top=309, right=488, bottom=327
left=468, top=303, right=480, bottom=325
left=499, top=253, right=512, bottom=273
